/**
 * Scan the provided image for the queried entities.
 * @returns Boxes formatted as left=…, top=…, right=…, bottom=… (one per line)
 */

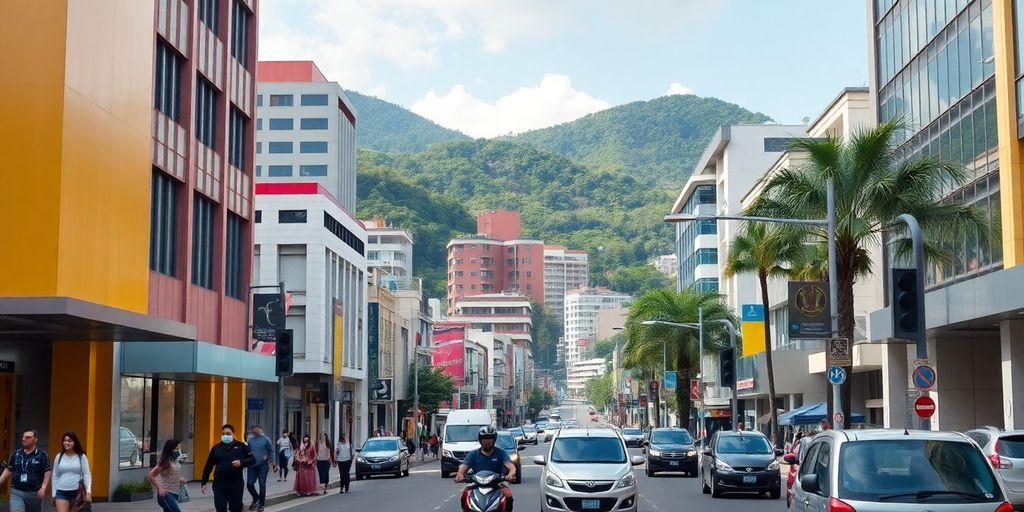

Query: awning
left=778, top=402, right=866, bottom=426
left=0, top=297, right=195, bottom=342
left=121, top=341, right=277, bottom=382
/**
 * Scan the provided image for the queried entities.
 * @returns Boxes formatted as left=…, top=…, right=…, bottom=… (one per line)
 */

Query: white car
left=544, top=421, right=563, bottom=442
left=534, top=428, right=645, bottom=512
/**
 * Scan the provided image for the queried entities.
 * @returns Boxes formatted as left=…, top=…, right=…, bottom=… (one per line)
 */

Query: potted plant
left=112, top=479, right=153, bottom=502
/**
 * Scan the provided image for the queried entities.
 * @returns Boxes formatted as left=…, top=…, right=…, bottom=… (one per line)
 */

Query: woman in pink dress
left=293, top=435, right=318, bottom=496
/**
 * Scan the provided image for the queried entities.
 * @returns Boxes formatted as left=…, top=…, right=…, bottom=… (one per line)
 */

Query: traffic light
left=891, top=268, right=920, bottom=339
left=276, top=329, right=294, bottom=376
left=719, top=347, right=735, bottom=388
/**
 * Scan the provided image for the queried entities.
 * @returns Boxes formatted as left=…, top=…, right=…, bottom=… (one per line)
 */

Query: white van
left=440, top=409, right=495, bottom=478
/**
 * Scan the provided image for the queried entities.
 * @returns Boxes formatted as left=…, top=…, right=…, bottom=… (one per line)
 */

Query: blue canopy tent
left=777, top=401, right=866, bottom=426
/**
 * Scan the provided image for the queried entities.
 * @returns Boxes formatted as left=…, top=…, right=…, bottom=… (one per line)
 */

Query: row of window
left=229, top=0, right=250, bottom=68
left=255, top=164, right=328, bottom=177
left=875, top=0, right=975, bottom=87
left=257, top=117, right=329, bottom=131
left=257, top=141, right=328, bottom=154
left=259, top=94, right=330, bottom=107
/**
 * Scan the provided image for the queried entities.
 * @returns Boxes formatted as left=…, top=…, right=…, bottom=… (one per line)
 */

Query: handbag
left=178, top=482, right=191, bottom=503
left=68, top=455, right=91, bottom=512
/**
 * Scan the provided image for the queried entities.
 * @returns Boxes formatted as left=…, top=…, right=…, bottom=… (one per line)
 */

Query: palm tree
left=722, top=223, right=806, bottom=444
left=746, top=119, right=987, bottom=427
left=623, top=288, right=735, bottom=428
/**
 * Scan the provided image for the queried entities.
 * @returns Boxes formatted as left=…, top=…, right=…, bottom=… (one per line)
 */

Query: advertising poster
left=432, top=324, right=466, bottom=387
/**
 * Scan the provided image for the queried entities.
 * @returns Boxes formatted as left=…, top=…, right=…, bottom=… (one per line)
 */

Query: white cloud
left=411, top=74, right=610, bottom=138
left=666, top=82, right=695, bottom=96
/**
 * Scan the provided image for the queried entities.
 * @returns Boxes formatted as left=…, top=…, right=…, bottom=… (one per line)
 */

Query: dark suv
left=644, top=428, right=697, bottom=477
left=700, top=430, right=781, bottom=499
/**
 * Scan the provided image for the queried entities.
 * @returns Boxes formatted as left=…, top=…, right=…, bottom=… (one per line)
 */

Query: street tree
left=407, top=363, right=457, bottom=416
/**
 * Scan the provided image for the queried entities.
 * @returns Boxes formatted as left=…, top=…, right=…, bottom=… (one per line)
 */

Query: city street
left=268, top=404, right=786, bottom=512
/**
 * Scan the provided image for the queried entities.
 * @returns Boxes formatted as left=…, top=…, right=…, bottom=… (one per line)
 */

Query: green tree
left=723, top=223, right=807, bottom=443
left=528, top=387, right=554, bottom=418
left=604, top=264, right=669, bottom=296
left=584, top=372, right=614, bottom=412
left=623, top=288, right=735, bottom=428
left=407, top=363, right=457, bottom=416
left=531, top=302, right=563, bottom=370
left=747, top=120, right=987, bottom=427
left=594, top=336, right=620, bottom=360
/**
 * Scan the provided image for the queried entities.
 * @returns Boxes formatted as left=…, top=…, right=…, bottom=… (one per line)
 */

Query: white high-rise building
left=566, top=358, right=607, bottom=398
left=363, top=218, right=414, bottom=278
left=564, top=287, right=631, bottom=367
left=543, top=246, right=589, bottom=322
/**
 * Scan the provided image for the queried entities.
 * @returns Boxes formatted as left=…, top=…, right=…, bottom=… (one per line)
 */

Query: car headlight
left=357, top=456, right=366, bottom=463
left=544, top=473, right=565, bottom=488
left=443, top=449, right=454, bottom=458
left=686, top=450, right=696, bottom=457
left=714, top=458, right=732, bottom=471
left=388, top=455, right=398, bottom=463
left=768, top=461, right=780, bottom=471
left=648, top=449, right=662, bottom=457
left=616, top=472, right=637, bottom=488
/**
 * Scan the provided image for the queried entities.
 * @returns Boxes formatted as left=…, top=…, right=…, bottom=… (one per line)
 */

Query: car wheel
left=769, top=487, right=781, bottom=500
left=441, top=471, right=449, bottom=479
left=710, top=474, right=722, bottom=498
left=645, top=465, right=653, bottom=477
left=701, top=476, right=710, bottom=495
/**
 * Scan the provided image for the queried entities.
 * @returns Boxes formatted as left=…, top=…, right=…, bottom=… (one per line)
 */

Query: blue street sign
left=827, top=366, right=847, bottom=385
left=742, top=304, right=765, bottom=322
left=247, top=398, right=265, bottom=411
left=664, top=371, right=678, bottom=390
left=912, top=365, right=936, bottom=390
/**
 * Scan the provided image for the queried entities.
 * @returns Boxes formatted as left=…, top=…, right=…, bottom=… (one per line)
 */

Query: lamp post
left=641, top=317, right=700, bottom=430
left=664, top=177, right=842, bottom=426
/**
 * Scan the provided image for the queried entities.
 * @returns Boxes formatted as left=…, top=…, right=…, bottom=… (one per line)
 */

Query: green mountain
left=345, top=90, right=468, bottom=153
left=508, top=95, right=772, bottom=183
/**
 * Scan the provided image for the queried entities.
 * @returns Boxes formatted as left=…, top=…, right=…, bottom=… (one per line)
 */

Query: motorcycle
left=460, top=470, right=510, bottom=512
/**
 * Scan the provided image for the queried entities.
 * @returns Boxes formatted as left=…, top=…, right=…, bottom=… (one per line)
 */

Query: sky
left=259, top=0, right=869, bottom=138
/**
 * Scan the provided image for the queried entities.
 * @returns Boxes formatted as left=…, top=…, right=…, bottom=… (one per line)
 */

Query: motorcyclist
left=455, top=426, right=516, bottom=511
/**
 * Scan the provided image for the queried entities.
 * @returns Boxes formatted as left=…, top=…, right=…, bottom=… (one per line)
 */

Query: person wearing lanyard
left=0, top=429, right=52, bottom=512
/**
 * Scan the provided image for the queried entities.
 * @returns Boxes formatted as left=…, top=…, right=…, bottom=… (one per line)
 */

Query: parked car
left=118, top=427, right=141, bottom=465
left=521, top=424, right=539, bottom=445
left=644, top=428, right=698, bottom=477
left=355, top=437, right=410, bottom=479
left=536, top=420, right=548, bottom=434
left=534, top=428, right=645, bottom=512
left=544, top=421, right=562, bottom=442
left=496, top=431, right=526, bottom=484
left=509, top=426, right=527, bottom=445
left=790, top=429, right=1012, bottom=511
left=700, top=430, right=781, bottom=499
left=967, top=426, right=1024, bottom=510
left=621, top=428, right=645, bottom=448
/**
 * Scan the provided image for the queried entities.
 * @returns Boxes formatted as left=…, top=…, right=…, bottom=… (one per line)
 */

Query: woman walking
left=276, top=430, right=292, bottom=482
left=315, top=434, right=333, bottom=495
left=334, top=434, right=352, bottom=494
left=429, top=433, right=439, bottom=459
left=148, top=440, right=186, bottom=512
left=52, top=431, right=91, bottom=512
left=292, top=436, right=317, bottom=496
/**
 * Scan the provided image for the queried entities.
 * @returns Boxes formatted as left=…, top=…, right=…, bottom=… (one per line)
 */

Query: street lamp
left=664, top=177, right=843, bottom=426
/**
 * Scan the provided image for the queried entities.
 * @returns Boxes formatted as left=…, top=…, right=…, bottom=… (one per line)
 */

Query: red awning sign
left=914, top=396, right=936, bottom=418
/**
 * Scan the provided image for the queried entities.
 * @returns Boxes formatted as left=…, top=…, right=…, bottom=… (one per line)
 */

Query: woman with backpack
left=52, top=431, right=92, bottom=512
left=148, top=440, right=187, bottom=512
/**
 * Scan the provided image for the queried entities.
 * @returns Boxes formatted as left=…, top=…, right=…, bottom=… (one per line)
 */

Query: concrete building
left=255, top=61, right=358, bottom=213
left=596, top=307, right=630, bottom=343
left=368, top=275, right=404, bottom=433
left=651, top=254, right=678, bottom=280
left=0, top=0, right=273, bottom=496
left=564, top=288, right=632, bottom=366
left=363, top=218, right=415, bottom=278
left=446, top=211, right=545, bottom=312
left=566, top=358, right=607, bottom=398
left=543, top=246, right=590, bottom=322
left=466, top=330, right=514, bottom=424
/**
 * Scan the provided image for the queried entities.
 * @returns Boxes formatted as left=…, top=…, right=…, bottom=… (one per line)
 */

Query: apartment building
left=563, top=288, right=632, bottom=367
left=543, top=246, right=590, bottom=322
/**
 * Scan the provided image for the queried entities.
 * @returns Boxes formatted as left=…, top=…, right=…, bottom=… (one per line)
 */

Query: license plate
left=669, top=461, right=679, bottom=466
left=742, top=475, right=756, bottom=484
left=581, top=499, right=601, bottom=510
left=371, top=464, right=380, bottom=470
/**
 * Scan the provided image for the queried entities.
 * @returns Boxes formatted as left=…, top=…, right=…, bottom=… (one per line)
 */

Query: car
left=621, top=428, right=645, bottom=448
left=534, top=428, right=645, bottom=512
left=644, top=428, right=698, bottom=477
left=441, top=409, right=494, bottom=478
left=536, top=421, right=548, bottom=434
left=118, top=427, right=141, bottom=465
left=496, top=431, right=526, bottom=484
left=355, top=437, right=410, bottom=479
left=966, top=426, right=1024, bottom=509
left=544, top=421, right=562, bottom=442
left=700, top=430, right=781, bottom=499
left=521, top=424, right=539, bottom=445
left=790, top=429, right=1013, bottom=511
left=509, top=426, right=527, bottom=445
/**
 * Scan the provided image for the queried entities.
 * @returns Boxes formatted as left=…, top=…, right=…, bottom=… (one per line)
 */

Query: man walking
left=0, top=429, right=52, bottom=512
left=245, top=425, right=274, bottom=512
left=202, top=424, right=255, bottom=512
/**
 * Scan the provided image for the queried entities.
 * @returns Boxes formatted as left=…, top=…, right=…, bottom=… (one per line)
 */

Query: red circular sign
left=914, top=396, right=936, bottom=418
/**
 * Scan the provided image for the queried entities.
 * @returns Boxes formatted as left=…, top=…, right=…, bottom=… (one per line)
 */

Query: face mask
left=221, top=435, right=234, bottom=444
left=172, top=450, right=182, bottom=460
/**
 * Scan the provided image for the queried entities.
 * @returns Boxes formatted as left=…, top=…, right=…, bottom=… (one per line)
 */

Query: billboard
left=740, top=304, right=766, bottom=356
left=367, top=303, right=380, bottom=400
left=788, top=281, right=830, bottom=339
left=332, top=300, right=344, bottom=397
left=251, top=293, right=285, bottom=354
left=432, top=324, right=466, bottom=387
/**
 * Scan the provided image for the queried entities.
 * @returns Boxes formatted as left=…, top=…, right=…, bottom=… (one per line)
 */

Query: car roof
left=827, top=429, right=973, bottom=443
left=554, top=428, right=618, bottom=439
left=716, top=430, right=767, bottom=437
left=651, top=427, right=689, bottom=432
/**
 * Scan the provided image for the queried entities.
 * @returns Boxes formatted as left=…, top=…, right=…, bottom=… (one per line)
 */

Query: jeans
left=157, top=492, right=182, bottom=512
left=246, top=463, right=270, bottom=506
left=336, top=460, right=352, bottom=492
left=9, top=489, right=42, bottom=512
left=212, top=481, right=244, bottom=512
left=277, top=451, right=290, bottom=478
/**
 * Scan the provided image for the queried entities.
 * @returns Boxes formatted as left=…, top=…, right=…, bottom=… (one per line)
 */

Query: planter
left=111, top=491, right=152, bottom=502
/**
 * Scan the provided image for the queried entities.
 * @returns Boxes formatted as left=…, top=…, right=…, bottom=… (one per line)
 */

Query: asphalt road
left=269, top=402, right=787, bottom=512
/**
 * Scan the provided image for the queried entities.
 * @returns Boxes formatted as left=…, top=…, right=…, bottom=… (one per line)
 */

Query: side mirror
left=630, top=455, right=646, bottom=466
left=775, top=449, right=784, bottom=457
left=641, top=448, right=646, bottom=454
left=355, top=448, right=361, bottom=453
left=800, top=474, right=820, bottom=495
left=703, top=449, right=712, bottom=456
left=532, top=455, right=546, bottom=465
left=783, top=453, right=798, bottom=465
left=517, top=445, right=526, bottom=451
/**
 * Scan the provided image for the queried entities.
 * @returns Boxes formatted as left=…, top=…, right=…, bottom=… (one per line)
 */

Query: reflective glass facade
left=675, top=185, right=718, bottom=289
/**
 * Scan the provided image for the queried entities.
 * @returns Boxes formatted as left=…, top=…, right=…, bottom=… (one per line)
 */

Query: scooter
left=460, top=470, right=510, bottom=512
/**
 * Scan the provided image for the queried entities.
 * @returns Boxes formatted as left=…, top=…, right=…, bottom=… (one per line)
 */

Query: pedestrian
left=0, top=429, right=52, bottom=512
left=404, top=436, right=415, bottom=456
left=334, top=434, right=352, bottom=494
left=292, top=436, right=317, bottom=496
left=819, top=419, right=832, bottom=431
left=201, top=424, right=255, bottom=512
left=245, top=425, right=274, bottom=512
left=276, top=430, right=292, bottom=482
left=315, top=433, right=334, bottom=495
left=429, top=433, right=439, bottom=459
left=148, top=440, right=186, bottom=512
left=52, top=431, right=91, bottom=512
left=419, top=433, right=428, bottom=461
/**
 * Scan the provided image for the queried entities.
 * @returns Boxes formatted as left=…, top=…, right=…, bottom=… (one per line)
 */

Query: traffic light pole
left=898, top=214, right=929, bottom=430
left=715, top=319, right=739, bottom=431
left=827, top=179, right=841, bottom=428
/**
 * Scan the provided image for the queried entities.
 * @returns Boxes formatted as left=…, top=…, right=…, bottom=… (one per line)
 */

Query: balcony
left=375, top=274, right=422, bottom=292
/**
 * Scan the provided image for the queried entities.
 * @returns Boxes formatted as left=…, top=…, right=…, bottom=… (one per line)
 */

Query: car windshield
left=513, top=428, right=524, bottom=435
left=623, top=429, right=642, bottom=435
left=496, top=434, right=517, bottom=451
left=838, top=440, right=1001, bottom=503
left=651, top=431, right=693, bottom=445
left=998, top=435, right=1024, bottom=458
left=716, top=435, right=772, bottom=454
left=548, top=422, right=562, bottom=429
left=362, top=439, right=398, bottom=452
left=446, top=425, right=487, bottom=443
left=523, top=425, right=536, bottom=432
left=551, top=437, right=626, bottom=464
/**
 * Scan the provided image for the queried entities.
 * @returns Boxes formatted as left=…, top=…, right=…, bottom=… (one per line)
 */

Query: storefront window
left=119, top=377, right=195, bottom=469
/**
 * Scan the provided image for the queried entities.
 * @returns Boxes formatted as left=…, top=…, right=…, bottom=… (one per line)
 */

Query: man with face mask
left=201, top=424, right=255, bottom=512
left=455, top=426, right=516, bottom=511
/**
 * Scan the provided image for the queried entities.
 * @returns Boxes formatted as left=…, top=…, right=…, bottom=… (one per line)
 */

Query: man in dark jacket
left=202, top=424, right=255, bottom=512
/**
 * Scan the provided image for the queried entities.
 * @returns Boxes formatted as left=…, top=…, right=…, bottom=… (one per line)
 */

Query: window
left=266, top=165, right=293, bottom=178
left=154, top=41, right=182, bottom=120
left=300, top=141, right=328, bottom=153
left=191, top=195, right=214, bottom=289
left=279, top=210, right=307, bottom=223
left=323, top=213, right=365, bottom=255
left=254, top=210, right=262, bottom=223
left=256, top=119, right=262, bottom=130
left=300, top=118, right=328, bottom=130
left=255, top=165, right=261, bottom=176
left=268, top=142, right=293, bottom=153
left=299, top=165, right=327, bottom=176
left=195, top=79, right=218, bottom=149
left=256, top=142, right=261, bottom=154
left=269, top=94, right=293, bottom=106
left=256, top=95, right=263, bottom=106
left=197, top=0, right=218, bottom=34
left=301, top=94, right=329, bottom=106
left=119, top=377, right=195, bottom=469
left=150, top=171, right=178, bottom=276
left=225, top=214, right=245, bottom=299
left=268, top=118, right=293, bottom=130
left=230, top=0, right=250, bottom=66
left=228, top=108, right=246, bottom=168
left=812, top=442, right=831, bottom=496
